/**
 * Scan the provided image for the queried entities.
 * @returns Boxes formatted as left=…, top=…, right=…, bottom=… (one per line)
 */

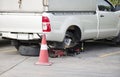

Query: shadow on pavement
left=83, top=40, right=119, bottom=53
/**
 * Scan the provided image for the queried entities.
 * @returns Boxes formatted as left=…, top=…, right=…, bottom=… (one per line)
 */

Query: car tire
left=18, top=45, right=40, bottom=56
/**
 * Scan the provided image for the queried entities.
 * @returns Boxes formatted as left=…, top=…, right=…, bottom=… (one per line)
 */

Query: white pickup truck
left=0, top=0, right=120, bottom=56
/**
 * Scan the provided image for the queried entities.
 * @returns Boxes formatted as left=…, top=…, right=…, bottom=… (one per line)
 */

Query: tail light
left=42, top=16, right=51, bottom=32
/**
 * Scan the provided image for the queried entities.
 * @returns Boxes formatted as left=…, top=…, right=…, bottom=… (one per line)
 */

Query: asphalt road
left=0, top=41, right=120, bottom=77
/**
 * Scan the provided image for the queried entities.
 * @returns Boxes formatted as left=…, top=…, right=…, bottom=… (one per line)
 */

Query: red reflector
left=42, top=16, right=51, bottom=32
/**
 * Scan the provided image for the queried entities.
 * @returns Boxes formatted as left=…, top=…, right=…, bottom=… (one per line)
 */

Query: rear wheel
left=18, top=45, right=40, bottom=56
left=12, top=40, right=40, bottom=56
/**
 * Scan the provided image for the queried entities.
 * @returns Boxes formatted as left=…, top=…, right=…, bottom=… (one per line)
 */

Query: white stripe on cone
left=41, top=44, right=48, bottom=50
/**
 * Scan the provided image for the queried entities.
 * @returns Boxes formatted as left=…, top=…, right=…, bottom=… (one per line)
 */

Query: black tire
left=18, top=45, right=40, bottom=56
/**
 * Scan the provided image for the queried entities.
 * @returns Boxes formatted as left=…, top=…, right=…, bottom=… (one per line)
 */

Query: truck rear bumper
left=2, top=32, right=65, bottom=42
left=2, top=32, right=41, bottom=40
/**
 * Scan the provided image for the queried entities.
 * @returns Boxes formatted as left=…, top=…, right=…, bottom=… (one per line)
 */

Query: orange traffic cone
left=36, top=34, right=52, bottom=66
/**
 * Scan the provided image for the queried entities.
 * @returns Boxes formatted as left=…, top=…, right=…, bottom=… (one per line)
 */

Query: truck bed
left=0, top=0, right=96, bottom=12
left=0, top=0, right=97, bottom=33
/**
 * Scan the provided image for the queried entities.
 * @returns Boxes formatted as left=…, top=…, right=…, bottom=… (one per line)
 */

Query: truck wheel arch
left=65, top=25, right=81, bottom=42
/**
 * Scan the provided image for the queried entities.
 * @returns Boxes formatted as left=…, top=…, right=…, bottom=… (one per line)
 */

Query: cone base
left=36, top=61, right=52, bottom=66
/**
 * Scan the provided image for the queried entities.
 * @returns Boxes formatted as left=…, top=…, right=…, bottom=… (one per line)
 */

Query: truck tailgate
left=0, top=13, right=43, bottom=33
